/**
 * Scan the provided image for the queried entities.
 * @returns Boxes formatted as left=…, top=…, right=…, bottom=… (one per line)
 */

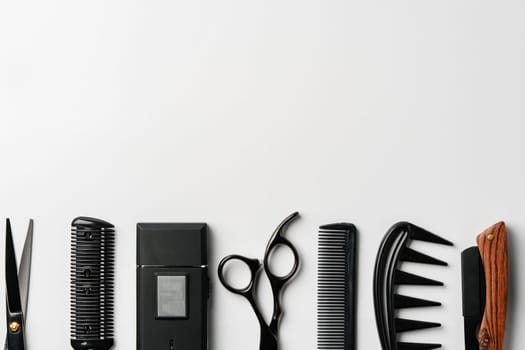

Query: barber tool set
left=2, top=214, right=510, bottom=350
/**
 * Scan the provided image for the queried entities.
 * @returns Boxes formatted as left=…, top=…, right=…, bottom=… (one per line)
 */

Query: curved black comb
left=373, top=222, right=453, bottom=350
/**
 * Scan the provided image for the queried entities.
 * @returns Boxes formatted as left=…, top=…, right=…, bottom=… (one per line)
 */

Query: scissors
left=218, top=212, right=300, bottom=350
left=5, top=219, right=33, bottom=350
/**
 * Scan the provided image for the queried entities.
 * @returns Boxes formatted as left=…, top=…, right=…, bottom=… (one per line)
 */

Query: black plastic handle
left=217, top=255, right=279, bottom=350
left=217, top=254, right=261, bottom=296
left=264, top=237, right=299, bottom=284
left=263, top=212, right=300, bottom=334
left=263, top=212, right=300, bottom=283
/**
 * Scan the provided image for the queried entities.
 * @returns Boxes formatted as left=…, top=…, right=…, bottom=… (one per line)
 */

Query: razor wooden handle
left=476, top=222, right=508, bottom=350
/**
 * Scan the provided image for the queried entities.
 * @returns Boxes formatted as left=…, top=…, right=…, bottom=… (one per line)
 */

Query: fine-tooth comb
left=317, top=223, right=357, bottom=350
left=461, top=222, right=508, bottom=350
left=373, top=222, right=453, bottom=350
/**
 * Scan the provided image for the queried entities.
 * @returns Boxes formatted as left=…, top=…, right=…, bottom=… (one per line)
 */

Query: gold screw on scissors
left=8, top=322, right=21, bottom=333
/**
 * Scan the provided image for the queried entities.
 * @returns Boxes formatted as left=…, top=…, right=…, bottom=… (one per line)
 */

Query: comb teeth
left=394, top=294, right=441, bottom=309
left=317, top=223, right=356, bottom=350
left=410, top=224, right=454, bottom=246
left=373, top=222, right=452, bottom=350
left=400, top=247, right=448, bottom=266
left=395, top=318, right=441, bottom=332
left=395, top=270, right=443, bottom=286
left=397, top=342, right=442, bottom=350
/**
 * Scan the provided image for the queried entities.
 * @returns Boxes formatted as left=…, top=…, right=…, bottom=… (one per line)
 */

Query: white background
left=0, top=1, right=524, bottom=349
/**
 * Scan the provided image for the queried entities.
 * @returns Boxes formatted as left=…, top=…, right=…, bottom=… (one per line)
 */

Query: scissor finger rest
left=263, top=211, right=300, bottom=285
left=218, top=255, right=261, bottom=296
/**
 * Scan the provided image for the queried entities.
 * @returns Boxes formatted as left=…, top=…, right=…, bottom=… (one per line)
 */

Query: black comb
left=70, top=217, right=115, bottom=350
left=317, top=223, right=357, bottom=350
left=373, top=222, right=453, bottom=350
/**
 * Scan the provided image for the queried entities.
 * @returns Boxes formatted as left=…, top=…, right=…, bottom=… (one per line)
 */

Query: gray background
left=1, top=1, right=523, bottom=349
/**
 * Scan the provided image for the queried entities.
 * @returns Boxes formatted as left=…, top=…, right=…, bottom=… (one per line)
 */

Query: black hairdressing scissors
left=218, top=212, right=300, bottom=350
left=5, top=219, right=33, bottom=350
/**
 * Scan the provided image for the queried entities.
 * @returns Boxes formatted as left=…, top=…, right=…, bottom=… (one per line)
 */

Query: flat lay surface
left=1, top=1, right=524, bottom=349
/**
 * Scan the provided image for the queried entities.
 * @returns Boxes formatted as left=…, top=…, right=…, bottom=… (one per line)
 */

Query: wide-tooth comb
left=317, top=223, right=357, bottom=350
left=373, top=222, right=453, bottom=350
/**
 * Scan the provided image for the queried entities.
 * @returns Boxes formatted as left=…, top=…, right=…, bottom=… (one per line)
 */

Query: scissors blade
left=18, top=219, right=33, bottom=318
left=5, top=219, right=23, bottom=315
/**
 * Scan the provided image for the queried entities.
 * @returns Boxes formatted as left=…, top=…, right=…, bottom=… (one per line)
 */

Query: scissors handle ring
left=217, top=254, right=261, bottom=296
left=264, top=238, right=299, bottom=283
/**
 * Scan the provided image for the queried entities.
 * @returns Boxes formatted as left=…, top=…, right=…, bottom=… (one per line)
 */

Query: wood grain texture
left=476, top=222, right=508, bottom=350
